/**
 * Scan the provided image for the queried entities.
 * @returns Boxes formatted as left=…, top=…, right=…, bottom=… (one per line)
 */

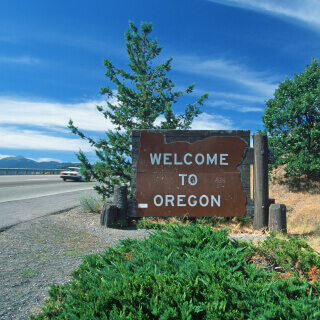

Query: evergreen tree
left=68, top=21, right=209, bottom=197
left=262, top=58, right=320, bottom=187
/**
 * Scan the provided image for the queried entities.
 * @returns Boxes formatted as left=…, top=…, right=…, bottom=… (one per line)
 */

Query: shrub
left=79, top=193, right=102, bottom=213
left=31, top=224, right=320, bottom=319
left=262, top=58, right=320, bottom=189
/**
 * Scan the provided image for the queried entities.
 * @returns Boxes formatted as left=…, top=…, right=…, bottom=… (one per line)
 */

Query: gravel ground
left=0, top=208, right=151, bottom=320
left=0, top=208, right=268, bottom=320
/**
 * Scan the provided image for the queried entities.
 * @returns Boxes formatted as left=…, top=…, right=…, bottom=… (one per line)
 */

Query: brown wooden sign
left=132, top=130, right=250, bottom=217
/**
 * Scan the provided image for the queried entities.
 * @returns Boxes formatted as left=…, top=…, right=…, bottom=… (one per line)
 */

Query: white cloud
left=214, top=91, right=267, bottom=103
left=30, top=157, right=64, bottom=163
left=174, top=56, right=278, bottom=98
left=0, top=55, right=43, bottom=65
left=208, top=100, right=264, bottom=112
left=0, top=127, right=95, bottom=152
left=0, top=154, right=14, bottom=160
left=154, top=112, right=233, bottom=130
left=0, top=97, right=233, bottom=154
left=0, top=36, right=16, bottom=43
left=0, top=97, right=116, bottom=132
left=206, top=0, right=320, bottom=29
left=191, top=112, right=233, bottom=130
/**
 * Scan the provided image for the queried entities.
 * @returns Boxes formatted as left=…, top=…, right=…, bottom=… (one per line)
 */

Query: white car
left=60, top=167, right=84, bottom=182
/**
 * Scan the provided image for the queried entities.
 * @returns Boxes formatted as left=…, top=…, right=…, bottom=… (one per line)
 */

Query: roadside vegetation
left=269, top=167, right=320, bottom=252
left=56, top=20, right=320, bottom=318
left=79, top=193, right=104, bottom=214
left=30, top=223, right=320, bottom=319
left=262, top=58, right=320, bottom=190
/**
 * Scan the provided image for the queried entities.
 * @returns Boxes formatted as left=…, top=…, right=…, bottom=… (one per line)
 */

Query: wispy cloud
left=0, top=96, right=114, bottom=153
left=0, top=35, right=16, bottom=43
left=208, top=100, right=264, bottom=112
left=0, top=96, right=234, bottom=154
left=29, top=157, right=64, bottom=163
left=0, top=55, right=43, bottom=65
left=155, top=112, right=233, bottom=130
left=214, top=91, right=267, bottom=103
left=190, top=112, right=234, bottom=130
left=0, top=127, right=94, bottom=152
left=174, top=56, right=278, bottom=98
left=206, top=0, right=320, bottom=29
left=0, top=97, right=116, bottom=132
left=0, top=154, right=14, bottom=160
left=1, top=96, right=235, bottom=133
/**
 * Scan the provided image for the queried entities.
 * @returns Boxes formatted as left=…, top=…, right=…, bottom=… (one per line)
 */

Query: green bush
left=136, top=217, right=170, bottom=230
left=262, top=58, right=320, bottom=189
left=31, top=224, right=320, bottom=320
left=247, top=231, right=320, bottom=277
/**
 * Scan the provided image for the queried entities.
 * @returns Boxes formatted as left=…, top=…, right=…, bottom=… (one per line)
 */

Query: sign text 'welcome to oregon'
left=131, top=130, right=251, bottom=217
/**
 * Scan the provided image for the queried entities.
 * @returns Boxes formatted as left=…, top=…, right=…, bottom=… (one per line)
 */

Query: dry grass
left=137, top=166, right=320, bottom=251
left=269, top=172, right=320, bottom=252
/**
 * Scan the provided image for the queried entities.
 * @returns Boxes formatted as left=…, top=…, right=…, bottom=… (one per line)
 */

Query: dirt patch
left=0, top=208, right=151, bottom=320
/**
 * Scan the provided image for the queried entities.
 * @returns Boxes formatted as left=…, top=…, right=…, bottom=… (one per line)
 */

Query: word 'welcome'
left=150, top=153, right=229, bottom=166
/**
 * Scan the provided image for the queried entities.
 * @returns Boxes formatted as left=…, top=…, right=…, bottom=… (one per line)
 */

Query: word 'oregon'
left=150, top=153, right=229, bottom=166
left=153, top=194, right=221, bottom=207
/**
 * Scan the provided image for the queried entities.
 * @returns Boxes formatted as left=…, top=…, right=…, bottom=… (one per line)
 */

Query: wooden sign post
left=100, top=129, right=285, bottom=231
left=253, top=133, right=269, bottom=230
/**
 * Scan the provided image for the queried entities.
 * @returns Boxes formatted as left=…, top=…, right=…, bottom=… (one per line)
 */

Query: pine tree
left=68, top=21, right=209, bottom=198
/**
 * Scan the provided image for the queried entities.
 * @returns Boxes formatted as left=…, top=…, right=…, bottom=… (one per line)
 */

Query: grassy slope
left=269, top=178, right=320, bottom=252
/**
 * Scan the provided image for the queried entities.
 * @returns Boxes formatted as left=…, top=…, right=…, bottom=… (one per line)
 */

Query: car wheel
left=63, top=178, right=66, bottom=181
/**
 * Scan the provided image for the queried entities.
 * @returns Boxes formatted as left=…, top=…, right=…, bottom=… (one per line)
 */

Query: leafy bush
left=262, top=58, right=320, bottom=189
left=30, top=224, right=320, bottom=320
left=110, top=219, right=128, bottom=229
left=136, top=217, right=171, bottom=230
left=247, top=231, right=320, bottom=277
left=135, top=217, right=253, bottom=231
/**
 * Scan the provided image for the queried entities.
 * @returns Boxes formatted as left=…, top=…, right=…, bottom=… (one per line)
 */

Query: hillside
left=268, top=168, right=320, bottom=251
left=0, top=156, right=81, bottom=169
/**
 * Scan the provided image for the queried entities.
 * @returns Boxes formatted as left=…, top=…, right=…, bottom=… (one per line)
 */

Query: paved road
left=0, top=175, right=97, bottom=202
left=0, top=175, right=100, bottom=231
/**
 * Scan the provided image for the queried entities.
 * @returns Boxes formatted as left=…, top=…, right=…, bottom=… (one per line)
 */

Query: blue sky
left=1, top=0, right=320, bottom=163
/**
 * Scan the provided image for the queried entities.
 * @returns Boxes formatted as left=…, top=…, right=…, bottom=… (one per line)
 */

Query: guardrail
left=0, top=168, right=65, bottom=175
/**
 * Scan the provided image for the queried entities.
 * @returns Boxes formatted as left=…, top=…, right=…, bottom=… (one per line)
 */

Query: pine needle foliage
left=68, top=21, right=209, bottom=198
left=31, top=224, right=320, bottom=320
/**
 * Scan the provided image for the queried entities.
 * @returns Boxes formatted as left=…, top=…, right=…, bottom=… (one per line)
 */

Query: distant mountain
left=0, top=156, right=81, bottom=169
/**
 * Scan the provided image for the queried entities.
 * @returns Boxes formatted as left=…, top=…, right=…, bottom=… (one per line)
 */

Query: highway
left=0, top=175, right=99, bottom=231
left=0, top=175, right=97, bottom=203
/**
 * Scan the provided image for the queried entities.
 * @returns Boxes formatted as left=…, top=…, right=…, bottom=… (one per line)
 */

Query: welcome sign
left=131, top=130, right=251, bottom=217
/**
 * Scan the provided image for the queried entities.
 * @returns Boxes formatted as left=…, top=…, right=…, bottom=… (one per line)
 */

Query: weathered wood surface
left=114, top=185, right=128, bottom=221
left=101, top=185, right=128, bottom=227
left=131, top=130, right=251, bottom=217
left=253, top=133, right=269, bottom=230
left=100, top=204, right=118, bottom=227
left=241, top=147, right=274, bottom=165
left=269, top=204, right=287, bottom=232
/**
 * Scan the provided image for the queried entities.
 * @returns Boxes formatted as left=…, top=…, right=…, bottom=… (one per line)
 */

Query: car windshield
left=68, top=167, right=80, bottom=172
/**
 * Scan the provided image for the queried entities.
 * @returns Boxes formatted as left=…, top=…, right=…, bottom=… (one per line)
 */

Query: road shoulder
left=0, top=207, right=150, bottom=320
